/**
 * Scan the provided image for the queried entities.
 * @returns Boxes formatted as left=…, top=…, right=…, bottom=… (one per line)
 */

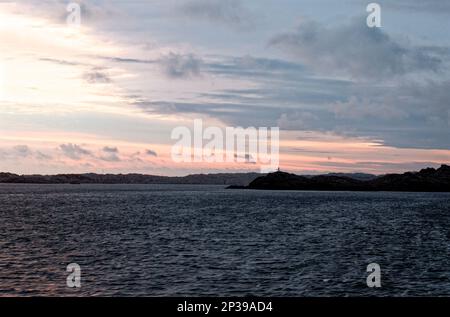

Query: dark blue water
left=1, top=184, right=450, bottom=296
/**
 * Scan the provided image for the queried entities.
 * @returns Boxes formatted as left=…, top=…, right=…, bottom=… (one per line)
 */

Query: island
left=230, top=165, right=450, bottom=192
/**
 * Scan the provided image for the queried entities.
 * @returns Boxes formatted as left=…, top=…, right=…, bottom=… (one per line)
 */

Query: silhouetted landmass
left=240, top=165, right=450, bottom=192
left=0, top=172, right=262, bottom=186
left=304, top=172, right=378, bottom=181
left=0, top=171, right=379, bottom=186
left=4, top=166, right=448, bottom=191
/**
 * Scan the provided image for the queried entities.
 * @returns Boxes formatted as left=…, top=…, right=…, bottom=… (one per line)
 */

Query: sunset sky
left=0, top=0, right=449, bottom=176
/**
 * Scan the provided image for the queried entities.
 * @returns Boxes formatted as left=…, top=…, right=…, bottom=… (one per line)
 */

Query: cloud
left=100, top=146, right=120, bottom=162
left=39, top=57, right=81, bottom=66
left=277, top=112, right=319, bottom=130
left=132, top=47, right=449, bottom=150
left=234, top=153, right=256, bottom=164
left=135, top=100, right=278, bottom=128
left=13, top=145, right=32, bottom=158
left=83, top=69, right=111, bottom=84
left=0, top=146, right=52, bottom=161
left=106, top=57, right=153, bottom=64
left=107, top=53, right=202, bottom=79
left=108, top=53, right=308, bottom=81
left=178, top=0, right=256, bottom=30
left=14, top=0, right=122, bottom=26
left=380, top=0, right=450, bottom=13
left=58, top=144, right=123, bottom=162
left=103, top=146, right=118, bottom=153
left=327, top=80, right=450, bottom=149
left=145, top=149, right=158, bottom=157
left=269, top=18, right=443, bottom=79
left=333, top=96, right=408, bottom=121
left=205, top=55, right=306, bottom=80
left=59, top=143, right=92, bottom=160
left=35, top=151, right=52, bottom=160
left=99, top=154, right=120, bottom=162
left=159, top=53, right=202, bottom=79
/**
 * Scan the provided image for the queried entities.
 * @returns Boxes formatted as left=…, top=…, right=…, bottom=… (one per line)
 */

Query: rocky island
left=232, top=165, right=450, bottom=192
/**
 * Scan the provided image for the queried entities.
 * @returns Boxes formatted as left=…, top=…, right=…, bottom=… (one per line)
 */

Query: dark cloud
left=107, top=54, right=306, bottom=79
left=146, top=149, right=158, bottom=157
left=197, top=56, right=355, bottom=112
left=39, top=57, right=81, bottom=66
left=277, top=112, right=320, bottom=130
left=269, top=18, right=443, bottom=79
left=206, top=55, right=306, bottom=80
left=100, top=146, right=120, bottom=162
left=135, top=74, right=450, bottom=150
left=99, top=154, right=120, bottom=162
left=103, top=146, right=119, bottom=153
left=0, top=146, right=52, bottom=160
left=135, top=100, right=278, bottom=128
left=106, top=57, right=154, bottom=64
left=234, top=153, right=256, bottom=164
left=84, top=70, right=111, bottom=84
left=131, top=44, right=449, bottom=149
left=105, top=53, right=202, bottom=79
left=59, top=143, right=92, bottom=160
left=274, top=79, right=450, bottom=150
left=159, top=53, right=202, bottom=79
left=13, top=145, right=32, bottom=158
left=178, top=0, right=256, bottom=30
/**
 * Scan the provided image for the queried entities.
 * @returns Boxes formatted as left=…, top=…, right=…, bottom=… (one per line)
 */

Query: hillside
left=244, top=165, right=450, bottom=192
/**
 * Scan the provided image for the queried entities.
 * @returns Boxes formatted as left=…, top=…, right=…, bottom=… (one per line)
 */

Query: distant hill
left=0, top=171, right=377, bottom=186
left=241, top=165, right=450, bottom=192
left=0, top=172, right=262, bottom=186
left=2, top=166, right=447, bottom=190
left=304, top=172, right=377, bottom=181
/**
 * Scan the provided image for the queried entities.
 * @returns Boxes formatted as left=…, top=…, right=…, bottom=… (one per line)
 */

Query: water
left=1, top=184, right=450, bottom=296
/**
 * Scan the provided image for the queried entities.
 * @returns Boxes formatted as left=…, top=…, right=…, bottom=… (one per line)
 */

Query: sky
left=0, top=0, right=449, bottom=176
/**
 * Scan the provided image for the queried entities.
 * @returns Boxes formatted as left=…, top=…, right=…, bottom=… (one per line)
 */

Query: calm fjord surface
left=1, top=184, right=450, bottom=296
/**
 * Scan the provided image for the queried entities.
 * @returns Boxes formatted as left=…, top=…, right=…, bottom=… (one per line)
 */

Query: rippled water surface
left=1, top=184, right=450, bottom=296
